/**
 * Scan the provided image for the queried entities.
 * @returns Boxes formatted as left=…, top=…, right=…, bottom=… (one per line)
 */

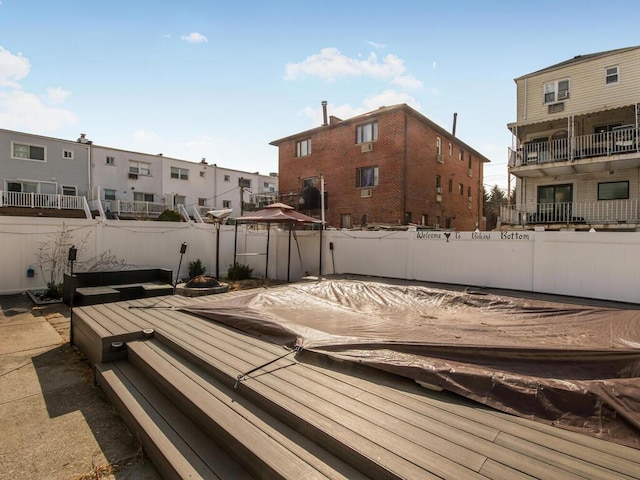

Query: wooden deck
left=72, top=289, right=640, bottom=480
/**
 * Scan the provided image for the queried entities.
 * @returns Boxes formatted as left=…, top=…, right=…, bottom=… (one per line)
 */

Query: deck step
left=95, top=361, right=253, bottom=480
left=126, top=339, right=371, bottom=480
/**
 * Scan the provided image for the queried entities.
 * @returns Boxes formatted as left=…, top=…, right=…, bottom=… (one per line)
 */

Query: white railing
left=0, top=191, right=86, bottom=210
left=501, top=199, right=640, bottom=225
left=510, top=127, right=639, bottom=167
left=111, top=200, right=174, bottom=216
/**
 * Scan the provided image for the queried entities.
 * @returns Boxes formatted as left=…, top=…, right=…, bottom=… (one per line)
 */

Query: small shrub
left=227, top=263, right=253, bottom=281
left=157, top=209, right=182, bottom=222
left=188, top=259, right=206, bottom=278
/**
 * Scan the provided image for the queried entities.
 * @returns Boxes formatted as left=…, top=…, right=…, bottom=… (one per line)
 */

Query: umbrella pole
left=265, top=222, right=270, bottom=279
left=287, top=222, right=292, bottom=282
left=319, top=225, right=323, bottom=277
left=233, top=222, right=238, bottom=266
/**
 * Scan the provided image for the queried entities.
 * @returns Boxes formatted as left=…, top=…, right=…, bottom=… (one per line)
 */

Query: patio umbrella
left=235, top=203, right=324, bottom=281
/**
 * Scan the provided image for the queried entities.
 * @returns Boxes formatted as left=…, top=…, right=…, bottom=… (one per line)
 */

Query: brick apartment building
left=270, top=103, right=489, bottom=230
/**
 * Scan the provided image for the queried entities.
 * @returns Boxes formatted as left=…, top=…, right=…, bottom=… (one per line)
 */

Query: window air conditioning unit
left=468, top=196, right=473, bottom=202
left=436, top=194, right=442, bottom=203
left=557, top=90, right=569, bottom=100
left=360, top=188, right=372, bottom=198
left=435, top=186, right=442, bottom=193
left=436, top=154, right=444, bottom=163
left=361, top=142, right=373, bottom=153
left=128, top=173, right=138, bottom=180
left=468, top=168, right=473, bottom=177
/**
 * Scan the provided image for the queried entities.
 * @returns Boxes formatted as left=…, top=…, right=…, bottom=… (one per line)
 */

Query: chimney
left=321, top=101, right=328, bottom=126
left=452, top=113, right=458, bottom=137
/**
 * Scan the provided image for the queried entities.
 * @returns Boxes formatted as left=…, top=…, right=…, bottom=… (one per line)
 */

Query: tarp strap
left=235, top=346, right=301, bottom=388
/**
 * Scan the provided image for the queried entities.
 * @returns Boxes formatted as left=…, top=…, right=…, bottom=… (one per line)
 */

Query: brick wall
left=277, top=106, right=486, bottom=230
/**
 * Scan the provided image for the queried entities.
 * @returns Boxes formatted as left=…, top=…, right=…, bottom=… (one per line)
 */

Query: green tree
left=483, top=185, right=509, bottom=230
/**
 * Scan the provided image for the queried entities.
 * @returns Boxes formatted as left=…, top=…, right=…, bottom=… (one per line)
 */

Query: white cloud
left=285, top=47, right=421, bottom=89
left=362, top=90, right=421, bottom=111
left=133, top=129, right=158, bottom=142
left=0, top=89, right=76, bottom=131
left=181, top=32, right=208, bottom=44
left=392, top=74, right=423, bottom=90
left=0, top=47, right=30, bottom=87
left=185, top=135, right=212, bottom=149
left=366, top=41, right=386, bottom=49
left=45, top=87, right=71, bottom=105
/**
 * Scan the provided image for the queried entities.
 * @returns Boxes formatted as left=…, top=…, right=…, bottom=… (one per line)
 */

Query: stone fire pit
left=176, top=275, right=229, bottom=297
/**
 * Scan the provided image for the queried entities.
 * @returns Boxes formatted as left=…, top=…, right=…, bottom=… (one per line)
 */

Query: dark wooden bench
left=63, top=268, right=174, bottom=306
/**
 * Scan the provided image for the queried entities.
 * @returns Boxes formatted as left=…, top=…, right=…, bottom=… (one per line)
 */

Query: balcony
left=0, top=191, right=90, bottom=218
left=500, top=200, right=640, bottom=229
left=509, top=126, right=640, bottom=177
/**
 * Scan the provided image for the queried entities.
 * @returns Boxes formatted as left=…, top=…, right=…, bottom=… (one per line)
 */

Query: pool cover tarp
left=180, top=278, right=640, bottom=449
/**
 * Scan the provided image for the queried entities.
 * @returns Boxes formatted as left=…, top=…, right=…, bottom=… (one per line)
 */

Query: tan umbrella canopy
left=236, top=202, right=323, bottom=224
left=234, top=203, right=324, bottom=281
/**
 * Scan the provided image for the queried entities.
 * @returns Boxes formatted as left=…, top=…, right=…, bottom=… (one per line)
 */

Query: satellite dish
left=206, top=208, right=233, bottom=220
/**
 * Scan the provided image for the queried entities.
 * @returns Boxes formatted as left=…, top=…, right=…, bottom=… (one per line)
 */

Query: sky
left=1, top=1, right=639, bottom=192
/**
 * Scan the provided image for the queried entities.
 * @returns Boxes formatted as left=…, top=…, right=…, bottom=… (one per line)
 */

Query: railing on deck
left=510, top=127, right=639, bottom=167
left=0, top=191, right=86, bottom=210
left=501, top=200, right=640, bottom=226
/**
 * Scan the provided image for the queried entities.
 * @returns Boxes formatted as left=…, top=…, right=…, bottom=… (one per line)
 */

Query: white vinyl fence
left=1, top=217, right=639, bottom=304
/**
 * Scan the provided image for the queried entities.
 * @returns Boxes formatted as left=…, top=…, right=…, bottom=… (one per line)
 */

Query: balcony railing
left=0, top=191, right=86, bottom=210
left=510, top=127, right=639, bottom=167
left=500, top=200, right=640, bottom=226
left=106, top=200, right=174, bottom=217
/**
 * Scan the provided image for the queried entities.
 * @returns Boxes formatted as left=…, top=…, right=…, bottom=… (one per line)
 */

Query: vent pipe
left=452, top=113, right=458, bottom=137
left=321, top=101, right=328, bottom=126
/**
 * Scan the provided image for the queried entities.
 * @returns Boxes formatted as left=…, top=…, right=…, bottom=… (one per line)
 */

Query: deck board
left=73, top=293, right=640, bottom=480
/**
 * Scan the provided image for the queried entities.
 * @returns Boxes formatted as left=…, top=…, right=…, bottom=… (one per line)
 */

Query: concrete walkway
left=0, top=293, right=160, bottom=480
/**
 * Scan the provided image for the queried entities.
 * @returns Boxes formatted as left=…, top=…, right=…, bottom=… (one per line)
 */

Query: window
left=356, top=121, right=378, bottom=144
left=223, top=200, right=231, bottom=208
left=133, top=192, right=154, bottom=202
left=171, top=167, right=189, bottom=180
left=198, top=198, right=206, bottom=206
left=598, top=181, right=628, bottom=200
left=605, top=66, right=619, bottom=85
left=435, top=175, right=441, bottom=188
left=544, top=79, right=570, bottom=103
left=340, top=214, right=351, bottom=229
left=436, top=137, right=442, bottom=155
left=448, top=179, right=453, bottom=193
left=106, top=156, right=115, bottom=165
left=458, top=183, right=464, bottom=195
left=448, top=143, right=452, bottom=155
left=63, top=150, right=74, bottom=159
left=224, top=175, right=230, bottom=182
left=238, top=178, right=251, bottom=188
left=468, top=154, right=472, bottom=169
left=421, top=214, right=428, bottom=226
left=356, top=166, right=378, bottom=187
left=303, top=177, right=319, bottom=188
left=129, top=161, right=150, bottom=175
left=61, top=186, right=76, bottom=196
left=296, top=138, right=312, bottom=157
left=199, top=171, right=205, bottom=178
left=174, top=195, right=185, bottom=207
left=459, top=149, right=464, bottom=161
left=104, top=189, right=116, bottom=201
left=12, top=142, right=45, bottom=161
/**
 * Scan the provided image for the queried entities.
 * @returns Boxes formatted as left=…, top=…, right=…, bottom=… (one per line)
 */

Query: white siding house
left=503, top=46, right=640, bottom=231
left=0, top=129, right=91, bottom=217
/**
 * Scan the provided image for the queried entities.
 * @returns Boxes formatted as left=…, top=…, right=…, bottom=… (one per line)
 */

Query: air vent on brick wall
left=361, top=142, right=373, bottom=153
